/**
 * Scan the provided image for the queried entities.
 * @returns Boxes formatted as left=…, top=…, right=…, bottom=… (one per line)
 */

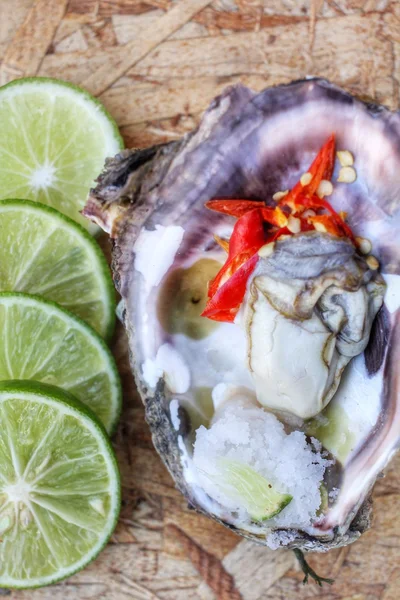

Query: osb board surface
left=1, top=0, right=400, bottom=598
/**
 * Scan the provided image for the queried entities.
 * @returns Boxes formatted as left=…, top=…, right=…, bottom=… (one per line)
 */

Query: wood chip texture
left=1, top=1, right=400, bottom=599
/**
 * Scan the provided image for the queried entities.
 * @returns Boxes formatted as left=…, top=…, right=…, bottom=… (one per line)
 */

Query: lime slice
left=306, top=403, right=356, bottom=464
left=0, top=380, right=120, bottom=588
left=0, top=293, right=121, bottom=434
left=0, top=199, right=115, bottom=339
left=217, top=458, right=292, bottom=521
left=0, top=77, right=123, bottom=233
left=317, top=484, right=329, bottom=516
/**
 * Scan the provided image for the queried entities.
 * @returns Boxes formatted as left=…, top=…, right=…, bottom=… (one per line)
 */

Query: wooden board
left=1, top=0, right=400, bottom=598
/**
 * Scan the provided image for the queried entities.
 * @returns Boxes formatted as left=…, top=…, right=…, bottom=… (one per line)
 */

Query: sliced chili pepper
left=296, top=215, right=315, bottom=232
left=297, top=195, right=355, bottom=242
left=301, top=221, right=315, bottom=232
left=227, top=208, right=266, bottom=258
left=206, top=224, right=289, bottom=317
left=305, top=133, right=336, bottom=192
left=266, top=226, right=291, bottom=242
left=205, top=199, right=263, bottom=218
left=261, top=206, right=288, bottom=228
left=214, top=234, right=230, bottom=253
left=202, top=134, right=358, bottom=324
left=280, top=134, right=336, bottom=209
left=206, top=199, right=288, bottom=228
left=208, top=209, right=266, bottom=299
left=317, top=201, right=354, bottom=241
left=204, top=309, right=238, bottom=323
left=208, top=245, right=259, bottom=299
left=307, top=215, right=342, bottom=237
left=202, top=253, right=259, bottom=322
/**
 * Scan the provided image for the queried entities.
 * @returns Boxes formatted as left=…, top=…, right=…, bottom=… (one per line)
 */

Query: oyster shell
left=84, top=79, right=400, bottom=551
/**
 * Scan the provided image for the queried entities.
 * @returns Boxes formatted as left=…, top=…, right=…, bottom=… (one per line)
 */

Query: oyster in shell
left=84, top=79, right=400, bottom=552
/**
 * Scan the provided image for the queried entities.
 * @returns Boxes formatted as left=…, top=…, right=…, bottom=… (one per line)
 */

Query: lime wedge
left=0, top=77, right=123, bottom=233
left=217, top=458, right=292, bottom=521
left=306, top=402, right=356, bottom=464
left=0, top=293, right=121, bottom=434
left=0, top=199, right=115, bottom=339
left=317, top=483, right=329, bottom=516
left=0, top=380, right=120, bottom=588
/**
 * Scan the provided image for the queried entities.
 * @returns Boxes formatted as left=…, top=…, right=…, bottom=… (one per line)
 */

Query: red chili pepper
left=206, top=199, right=288, bottom=228
left=260, top=226, right=291, bottom=244
left=298, top=195, right=356, bottom=242
left=319, top=201, right=355, bottom=242
left=201, top=253, right=259, bottom=322
left=208, top=209, right=265, bottom=298
left=296, top=215, right=315, bottom=232
left=307, top=215, right=342, bottom=237
left=207, top=245, right=259, bottom=299
left=214, top=234, right=230, bottom=253
left=306, top=133, right=336, bottom=191
left=261, top=206, right=288, bottom=228
left=206, top=199, right=264, bottom=218
left=227, top=208, right=266, bottom=257
left=204, top=224, right=290, bottom=321
left=202, top=134, right=357, bottom=324
left=280, top=134, right=336, bottom=209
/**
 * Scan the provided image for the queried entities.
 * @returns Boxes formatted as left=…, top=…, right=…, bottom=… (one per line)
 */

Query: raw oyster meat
left=245, top=232, right=384, bottom=419
left=84, top=79, right=400, bottom=551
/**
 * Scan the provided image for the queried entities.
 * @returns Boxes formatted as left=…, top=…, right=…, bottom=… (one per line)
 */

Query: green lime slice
left=0, top=199, right=115, bottom=339
left=317, top=483, right=329, bottom=516
left=0, top=293, right=121, bottom=434
left=0, top=77, right=123, bottom=234
left=0, top=380, right=120, bottom=588
left=217, top=458, right=292, bottom=521
left=306, top=403, right=356, bottom=464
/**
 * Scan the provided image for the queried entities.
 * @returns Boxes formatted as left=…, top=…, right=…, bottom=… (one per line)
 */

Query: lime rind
left=0, top=380, right=120, bottom=589
left=0, top=198, right=116, bottom=339
left=0, top=292, right=121, bottom=434
left=0, top=77, right=123, bottom=234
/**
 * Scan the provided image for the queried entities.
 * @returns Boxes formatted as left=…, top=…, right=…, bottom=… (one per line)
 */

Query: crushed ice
left=193, top=404, right=332, bottom=530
